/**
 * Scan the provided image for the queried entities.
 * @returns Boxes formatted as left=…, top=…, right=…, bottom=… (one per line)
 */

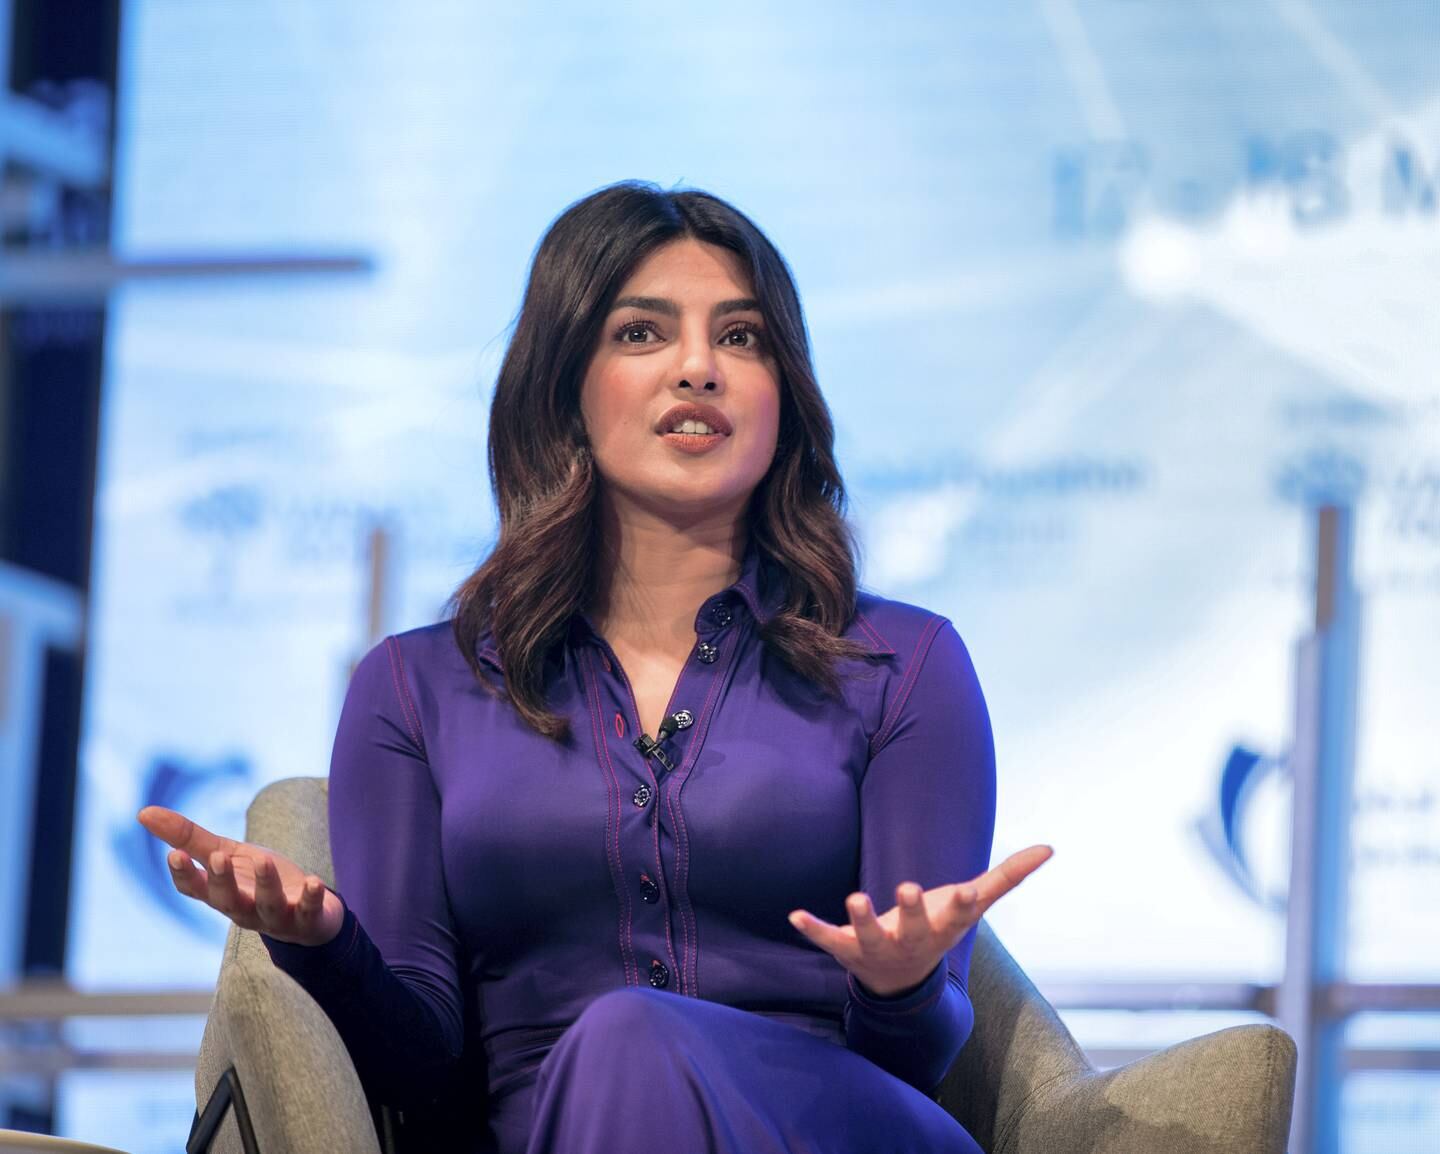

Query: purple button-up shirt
left=264, top=539, right=997, bottom=1121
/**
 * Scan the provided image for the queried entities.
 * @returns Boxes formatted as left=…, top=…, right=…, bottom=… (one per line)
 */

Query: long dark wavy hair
left=447, top=179, right=877, bottom=743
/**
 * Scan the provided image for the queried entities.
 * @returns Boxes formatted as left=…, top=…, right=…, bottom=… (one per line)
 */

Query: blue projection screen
left=59, top=1, right=1440, bottom=1148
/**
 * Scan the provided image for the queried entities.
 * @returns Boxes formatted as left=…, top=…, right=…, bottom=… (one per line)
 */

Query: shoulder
left=387, top=620, right=465, bottom=668
left=341, top=623, right=474, bottom=755
left=848, top=588, right=960, bottom=668
left=847, top=590, right=986, bottom=741
left=350, top=621, right=472, bottom=707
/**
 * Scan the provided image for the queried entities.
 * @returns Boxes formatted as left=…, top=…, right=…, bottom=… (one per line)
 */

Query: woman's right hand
left=137, top=805, right=345, bottom=947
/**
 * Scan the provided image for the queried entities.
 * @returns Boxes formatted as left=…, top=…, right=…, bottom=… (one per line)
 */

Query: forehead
left=613, top=238, right=755, bottom=302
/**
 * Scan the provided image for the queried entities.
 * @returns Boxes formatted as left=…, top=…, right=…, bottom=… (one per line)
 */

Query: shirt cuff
left=846, top=958, right=948, bottom=1018
left=260, top=890, right=360, bottom=983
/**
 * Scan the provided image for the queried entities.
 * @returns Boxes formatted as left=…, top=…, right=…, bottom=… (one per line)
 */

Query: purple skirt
left=480, top=987, right=983, bottom=1154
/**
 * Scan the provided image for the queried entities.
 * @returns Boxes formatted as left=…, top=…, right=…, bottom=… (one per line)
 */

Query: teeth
left=671, top=420, right=716, bottom=435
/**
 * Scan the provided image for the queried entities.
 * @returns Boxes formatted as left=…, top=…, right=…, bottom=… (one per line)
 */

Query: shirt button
left=672, top=710, right=693, bottom=730
left=639, top=873, right=660, bottom=903
left=649, top=959, right=670, bottom=988
left=710, top=602, right=732, bottom=627
left=632, top=783, right=652, bottom=808
left=696, top=641, right=718, bottom=664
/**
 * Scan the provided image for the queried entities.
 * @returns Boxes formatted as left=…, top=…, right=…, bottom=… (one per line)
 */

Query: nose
left=674, top=323, right=722, bottom=392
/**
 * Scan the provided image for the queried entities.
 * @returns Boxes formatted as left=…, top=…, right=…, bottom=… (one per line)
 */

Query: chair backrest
left=937, top=920, right=1093, bottom=1148
left=245, top=776, right=334, bottom=882
left=940, top=920, right=1298, bottom=1154
left=193, top=777, right=382, bottom=1154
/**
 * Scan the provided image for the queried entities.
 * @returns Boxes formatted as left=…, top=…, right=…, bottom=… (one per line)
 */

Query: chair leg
left=371, top=1102, right=399, bottom=1154
left=188, top=1066, right=259, bottom=1154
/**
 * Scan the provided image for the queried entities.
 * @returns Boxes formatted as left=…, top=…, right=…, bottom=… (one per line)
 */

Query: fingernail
left=788, top=911, right=805, bottom=929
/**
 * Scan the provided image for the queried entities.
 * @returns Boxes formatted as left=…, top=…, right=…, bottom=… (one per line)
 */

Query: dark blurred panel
left=1, top=0, right=119, bottom=1002
left=22, top=644, right=82, bottom=975
left=7, top=0, right=119, bottom=90
left=0, top=309, right=105, bottom=586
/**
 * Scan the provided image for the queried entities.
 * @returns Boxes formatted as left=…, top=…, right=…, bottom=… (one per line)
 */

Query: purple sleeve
left=842, top=616, right=997, bottom=1096
left=261, top=637, right=464, bottom=1111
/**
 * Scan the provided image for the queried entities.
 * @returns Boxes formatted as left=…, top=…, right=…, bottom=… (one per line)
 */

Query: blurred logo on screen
left=111, top=754, right=255, bottom=940
left=1196, top=744, right=1291, bottom=913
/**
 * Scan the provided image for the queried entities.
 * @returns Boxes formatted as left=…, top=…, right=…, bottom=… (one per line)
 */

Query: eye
left=613, top=317, right=659, bottom=344
left=720, top=321, right=767, bottom=351
left=609, top=315, right=768, bottom=350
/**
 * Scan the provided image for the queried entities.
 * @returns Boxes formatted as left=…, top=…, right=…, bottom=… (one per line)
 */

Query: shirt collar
left=476, top=537, right=890, bottom=672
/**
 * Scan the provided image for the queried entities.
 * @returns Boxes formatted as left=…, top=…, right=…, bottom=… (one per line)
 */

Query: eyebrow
left=610, top=295, right=761, bottom=319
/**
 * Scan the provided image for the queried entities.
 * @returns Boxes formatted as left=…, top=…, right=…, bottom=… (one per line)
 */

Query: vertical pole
left=366, top=522, right=390, bottom=647
left=348, top=521, right=392, bottom=683
left=0, top=570, right=83, bottom=980
left=1279, top=505, right=1361, bottom=1154
left=0, top=0, right=13, bottom=139
left=0, top=569, right=82, bottom=1133
left=1, top=3, right=24, bottom=1132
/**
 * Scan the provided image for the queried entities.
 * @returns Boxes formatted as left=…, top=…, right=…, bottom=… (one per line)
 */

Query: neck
left=590, top=505, right=748, bottom=650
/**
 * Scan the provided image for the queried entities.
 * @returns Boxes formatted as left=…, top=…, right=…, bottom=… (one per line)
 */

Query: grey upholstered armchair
left=190, top=778, right=1297, bottom=1153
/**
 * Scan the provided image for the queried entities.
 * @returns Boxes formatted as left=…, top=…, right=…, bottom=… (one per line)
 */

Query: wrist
left=855, top=974, right=926, bottom=1000
left=314, top=889, right=346, bottom=945
left=262, top=896, right=358, bottom=976
left=847, top=958, right=947, bottom=1008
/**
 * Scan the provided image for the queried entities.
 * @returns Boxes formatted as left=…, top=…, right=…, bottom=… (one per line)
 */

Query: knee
left=571, top=985, right=680, bottom=1038
left=544, top=986, right=682, bottom=1071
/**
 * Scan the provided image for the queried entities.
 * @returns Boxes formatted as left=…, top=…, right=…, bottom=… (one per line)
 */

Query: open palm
left=136, top=805, right=344, bottom=947
left=788, top=844, right=1053, bottom=997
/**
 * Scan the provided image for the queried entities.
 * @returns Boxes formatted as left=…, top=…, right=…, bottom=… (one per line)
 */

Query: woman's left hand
left=787, top=844, right=1054, bottom=998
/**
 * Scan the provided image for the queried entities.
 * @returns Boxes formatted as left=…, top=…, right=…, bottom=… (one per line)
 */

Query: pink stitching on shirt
left=384, top=636, right=425, bottom=754
left=669, top=633, right=729, bottom=996
left=650, top=766, right=679, bottom=983
left=583, top=653, right=637, bottom=986
left=734, top=577, right=765, bottom=621
left=854, top=610, right=892, bottom=653
left=869, top=615, right=946, bottom=760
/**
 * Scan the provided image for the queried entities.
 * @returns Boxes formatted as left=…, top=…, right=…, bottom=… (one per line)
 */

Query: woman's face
left=580, top=237, right=782, bottom=528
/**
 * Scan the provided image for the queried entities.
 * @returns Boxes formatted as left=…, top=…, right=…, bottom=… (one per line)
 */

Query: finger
left=295, top=876, right=326, bottom=927
left=207, top=848, right=243, bottom=917
left=893, top=882, right=932, bottom=948
left=138, top=806, right=236, bottom=860
left=846, top=892, right=889, bottom=953
left=969, top=845, right=1054, bottom=913
left=787, top=909, right=861, bottom=966
left=937, top=882, right=981, bottom=937
left=240, top=853, right=283, bottom=927
left=166, top=848, right=211, bottom=903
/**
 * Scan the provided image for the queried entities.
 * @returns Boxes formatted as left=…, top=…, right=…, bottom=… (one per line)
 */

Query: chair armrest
left=994, top=1023, right=1297, bottom=1154
left=193, top=921, right=382, bottom=1154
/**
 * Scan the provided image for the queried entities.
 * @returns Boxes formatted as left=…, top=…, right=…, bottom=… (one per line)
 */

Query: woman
left=139, top=180, right=1052, bottom=1153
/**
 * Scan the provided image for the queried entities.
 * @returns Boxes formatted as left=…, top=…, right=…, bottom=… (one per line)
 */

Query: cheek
left=580, top=369, right=631, bottom=444
left=755, top=390, right=782, bottom=449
